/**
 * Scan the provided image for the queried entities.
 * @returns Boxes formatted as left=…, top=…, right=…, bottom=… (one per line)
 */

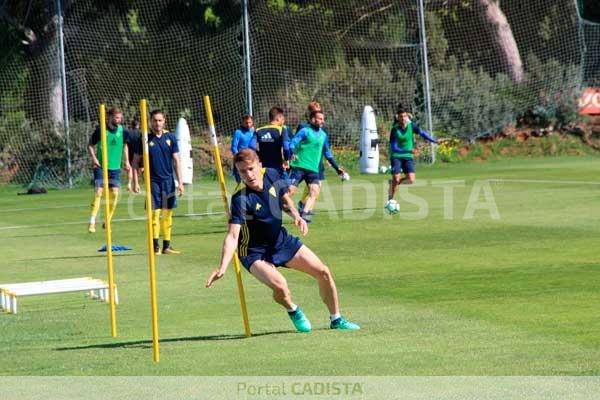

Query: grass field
left=1, top=156, right=599, bottom=376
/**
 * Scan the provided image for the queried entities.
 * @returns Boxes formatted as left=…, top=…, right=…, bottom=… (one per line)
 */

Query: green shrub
left=430, top=56, right=583, bottom=139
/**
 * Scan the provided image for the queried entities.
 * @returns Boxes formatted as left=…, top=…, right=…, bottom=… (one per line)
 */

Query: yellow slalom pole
left=140, top=99, right=160, bottom=363
left=203, top=95, right=252, bottom=337
left=99, top=104, right=117, bottom=337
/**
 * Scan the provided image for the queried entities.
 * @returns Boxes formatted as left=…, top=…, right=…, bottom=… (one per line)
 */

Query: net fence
left=0, top=0, right=596, bottom=186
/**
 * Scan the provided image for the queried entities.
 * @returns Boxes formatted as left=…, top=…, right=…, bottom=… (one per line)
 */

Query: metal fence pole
left=56, top=0, right=72, bottom=187
left=242, top=0, right=253, bottom=116
left=418, top=0, right=435, bottom=164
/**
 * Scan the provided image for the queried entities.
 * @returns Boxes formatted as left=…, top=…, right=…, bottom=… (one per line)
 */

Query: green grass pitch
left=0, top=156, right=599, bottom=375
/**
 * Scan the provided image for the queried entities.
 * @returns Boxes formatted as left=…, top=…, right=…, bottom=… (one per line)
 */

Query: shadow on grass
left=21, top=253, right=141, bottom=261
left=55, top=330, right=294, bottom=351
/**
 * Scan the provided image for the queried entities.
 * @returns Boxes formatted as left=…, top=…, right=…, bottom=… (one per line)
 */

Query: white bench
left=0, top=277, right=118, bottom=314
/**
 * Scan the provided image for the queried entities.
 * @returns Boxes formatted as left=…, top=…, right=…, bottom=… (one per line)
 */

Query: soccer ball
left=341, top=172, right=350, bottom=181
left=384, top=199, right=400, bottom=215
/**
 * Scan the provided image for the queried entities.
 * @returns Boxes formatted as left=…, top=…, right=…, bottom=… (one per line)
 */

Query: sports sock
left=163, top=240, right=170, bottom=250
left=287, top=304, right=298, bottom=314
left=152, top=210, right=161, bottom=239
left=330, top=313, right=341, bottom=322
left=108, top=190, right=119, bottom=221
left=90, top=193, right=102, bottom=222
left=161, top=209, right=173, bottom=241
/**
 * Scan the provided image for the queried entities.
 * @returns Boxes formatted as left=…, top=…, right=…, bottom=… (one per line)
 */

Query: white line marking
left=488, top=179, right=600, bottom=186
left=0, top=204, right=88, bottom=213
left=0, top=211, right=226, bottom=231
left=0, top=194, right=223, bottom=213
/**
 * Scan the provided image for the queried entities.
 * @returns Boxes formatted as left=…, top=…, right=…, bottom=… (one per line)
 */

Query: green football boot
left=288, top=308, right=312, bottom=333
left=330, top=317, right=360, bottom=330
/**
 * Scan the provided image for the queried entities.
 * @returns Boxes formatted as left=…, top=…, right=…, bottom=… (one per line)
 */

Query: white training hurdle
left=0, top=277, right=118, bottom=314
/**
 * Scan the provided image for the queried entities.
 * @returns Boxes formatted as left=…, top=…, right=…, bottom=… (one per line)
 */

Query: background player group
left=230, top=102, right=349, bottom=224
left=87, top=107, right=183, bottom=256
left=88, top=103, right=438, bottom=332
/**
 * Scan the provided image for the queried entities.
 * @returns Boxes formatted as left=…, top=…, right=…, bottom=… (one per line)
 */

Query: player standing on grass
left=288, top=110, right=344, bottom=222
left=294, top=101, right=345, bottom=216
left=132, top=110, right=184, bottom=255
left=206, top=148, right=360, bottom=332
left=387, top=105, right=439, bottom=202
left=231, top=114, right=256, bottom=183
left=253, top=106, right=291, bottom=178
left=127, top=118, right=142, bottom=193
left=87, top=107, right=131, bottom=233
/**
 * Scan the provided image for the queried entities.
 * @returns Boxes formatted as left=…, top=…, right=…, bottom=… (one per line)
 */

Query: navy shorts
left=93, top=168, right=121, bottom=188
left=150, top=179, right=177, bottom=210
left=391, top=158, right=415, bottom=174
left=239, top=234, right=303, bottom=272
left=289, top=167, right=320, bottom=187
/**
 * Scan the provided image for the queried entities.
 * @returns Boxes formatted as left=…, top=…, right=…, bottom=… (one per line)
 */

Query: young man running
left=288, top=110, right=343, bottom=222
left=294, top=102, right=345, bottom=216
left=388, top=105, right=439, bottom=201
left=206, top=148, right=359, bottom=332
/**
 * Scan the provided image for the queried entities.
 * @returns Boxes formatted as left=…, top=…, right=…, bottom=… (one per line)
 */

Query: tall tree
left=433, top=0, right=523, bottom=82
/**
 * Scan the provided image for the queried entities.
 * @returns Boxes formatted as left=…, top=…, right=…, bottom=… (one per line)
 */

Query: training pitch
left=0, top=156, right=599, bottom=376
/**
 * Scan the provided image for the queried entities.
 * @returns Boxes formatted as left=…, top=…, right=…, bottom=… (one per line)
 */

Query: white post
left=55, top=0, right=73, bottom=187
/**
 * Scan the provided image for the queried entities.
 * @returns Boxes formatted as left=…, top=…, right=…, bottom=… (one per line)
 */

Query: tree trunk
left=473, top=0, right=523, bottom=82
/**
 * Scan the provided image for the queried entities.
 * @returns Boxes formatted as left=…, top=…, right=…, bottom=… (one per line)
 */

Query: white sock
left=89, top=216, right=96, bottom=224
left=287, top=304, right=298, bottom=313
left=330, top=313, right=341, bottom=322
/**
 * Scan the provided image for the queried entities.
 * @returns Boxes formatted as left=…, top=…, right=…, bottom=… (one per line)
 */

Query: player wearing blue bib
left=133, top=110, right=184, bottom=255
left=231, top=114, right=256, bottom=183
left=206, top=149, right=360, bottom=333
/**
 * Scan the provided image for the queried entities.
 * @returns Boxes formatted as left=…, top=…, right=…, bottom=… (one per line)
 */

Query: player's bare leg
left=301, top=183, right=320, bottom=216
left=286, top=245, right=359, bottom=330
left=249, top=260, right=294, bottom=308
left=286, top=245, right=338, bottom=314
left=250, top=259, right=311, bottom=332
left=389, top=172, right=415, bottom=200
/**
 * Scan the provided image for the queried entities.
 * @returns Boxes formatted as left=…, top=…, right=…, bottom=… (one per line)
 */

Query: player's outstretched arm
left=282, top=192, right=308, bottom=236
left=88, top=144, right=100, bottom=168
left=322, top=136, right=343, bottom=175
left=123, top=144, right=131, bottom=171
left=231, top=129, right=241, bottom=155
left=417, top=125, right=439, bottom=144
left=131, top=154, right=142, bottom=192
left=172, top=153, right=184, bottom=196
left=206, top=223, right=241, bottom=288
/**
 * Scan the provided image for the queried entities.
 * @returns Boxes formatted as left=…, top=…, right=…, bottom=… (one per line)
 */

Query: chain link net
left=0, top=0, right=594, bottom=186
